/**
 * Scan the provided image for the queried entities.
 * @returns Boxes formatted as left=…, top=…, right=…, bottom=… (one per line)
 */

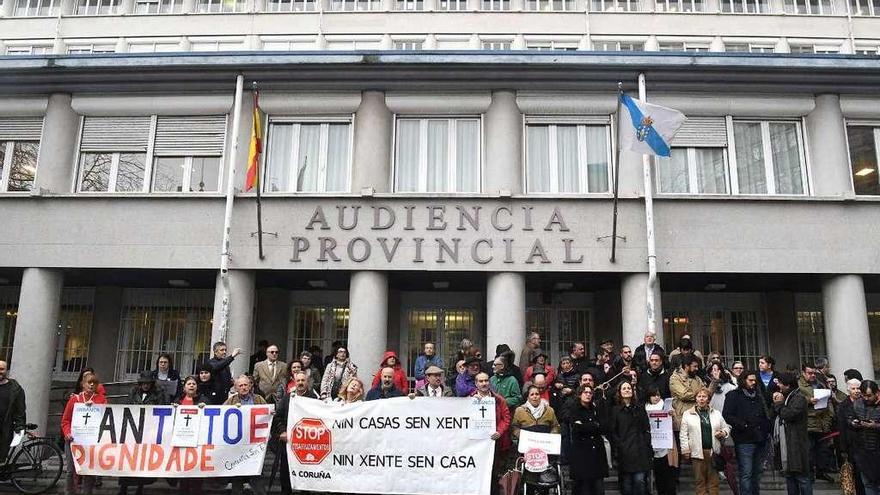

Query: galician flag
left=619, top=92, right=686, bottom=158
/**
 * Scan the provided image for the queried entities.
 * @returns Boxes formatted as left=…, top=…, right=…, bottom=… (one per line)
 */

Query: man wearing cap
left=456, top=356, right=482, bottom=397
left=412, top=366, right=454, bottom=397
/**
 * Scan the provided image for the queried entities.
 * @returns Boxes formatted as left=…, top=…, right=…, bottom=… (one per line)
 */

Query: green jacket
left=491, top=374, right=524, bottom=409
left=798, top=376, right=834, bottom=433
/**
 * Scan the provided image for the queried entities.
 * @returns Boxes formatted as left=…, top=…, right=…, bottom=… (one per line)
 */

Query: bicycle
left=1, top=423, right=65, bottom=494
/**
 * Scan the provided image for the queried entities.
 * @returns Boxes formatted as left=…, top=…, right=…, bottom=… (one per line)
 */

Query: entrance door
left=663, top=306, right=767, bottom=369
left=287, top=305, right=350, bottom=363
left=403, top=308, right=478, bottom=387
left=526, top=308, right=592, bottom=366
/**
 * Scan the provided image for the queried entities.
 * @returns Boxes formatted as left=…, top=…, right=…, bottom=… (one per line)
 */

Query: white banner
left=70, top=404, right=273, bottom=477
left=286, top=396, right=495, bottom=495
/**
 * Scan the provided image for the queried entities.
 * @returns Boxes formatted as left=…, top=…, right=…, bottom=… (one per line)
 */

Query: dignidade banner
left=70, top=404, right=273, bottom=477
left=286, top=396, right=495, bottom=495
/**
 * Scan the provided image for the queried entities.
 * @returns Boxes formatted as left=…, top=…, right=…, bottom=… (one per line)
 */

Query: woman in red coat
left=61, top=371, right=107, bottom=495
left=370, top=351, right=410, bottom=394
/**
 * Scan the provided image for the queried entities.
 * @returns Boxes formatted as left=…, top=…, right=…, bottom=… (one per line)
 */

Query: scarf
left=743, top=388, right=757, bottom=399
left=525, top=399, right=547, bottom=420
left=774, top=390, right=795, bottom=471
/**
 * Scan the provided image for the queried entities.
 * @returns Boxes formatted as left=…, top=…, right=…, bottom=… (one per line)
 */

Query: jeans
left=784, top=472, right=813, bottom=495
left=572, top=477, right=605, bottom=495
left=863, top=473, right=880, bottom=495
left=735, top=441, right=767, bottom=495
left=620, top=472, right=648, bottom=495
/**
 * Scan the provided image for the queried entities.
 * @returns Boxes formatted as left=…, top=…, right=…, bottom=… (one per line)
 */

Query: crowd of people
left=1, top=329, right=880, bottom=495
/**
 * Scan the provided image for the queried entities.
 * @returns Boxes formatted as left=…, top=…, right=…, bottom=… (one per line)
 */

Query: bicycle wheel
left=10, top=439, right=64, bottom=495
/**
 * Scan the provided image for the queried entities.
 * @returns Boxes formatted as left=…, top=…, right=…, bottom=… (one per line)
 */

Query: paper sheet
left=10, top=430, right=23, bottom=448
left=814, top=388, right=832, bottom=409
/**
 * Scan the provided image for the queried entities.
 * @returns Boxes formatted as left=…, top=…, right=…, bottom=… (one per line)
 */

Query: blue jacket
left=365, top=386, right=404, bottom=401
left=455, top=372, right=476, bottom=397
left=413, top=354, right=445, bottom=381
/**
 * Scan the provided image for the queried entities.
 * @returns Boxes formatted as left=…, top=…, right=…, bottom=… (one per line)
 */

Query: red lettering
left=147, top=445, right=164, bottom=471
left=138, top=444, right=148, bottom=471
left=165, top=448, right=182, bottom=472
left=119, top=443, right=138, bottom=471
left=71, top=444, right=86, bottom=466
left=88, top=443, right=95, bottom=468
left=250, top=407, right=270, bottom=443
left=183, top=447, right=198, bottom=471
left=199, top=445, right=214, bottom=472
left=97, top=444, right=115, bottom=470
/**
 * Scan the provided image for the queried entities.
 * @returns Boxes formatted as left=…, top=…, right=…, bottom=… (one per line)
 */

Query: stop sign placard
left=290, top=418, right=332, bottom=465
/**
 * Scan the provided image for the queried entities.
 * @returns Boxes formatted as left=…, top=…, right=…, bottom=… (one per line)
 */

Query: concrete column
left=822, top=275, right=874, bottom=380
left=765, top=291, right=800, bottom=370
left=487, top=272, right=526, bottom=360
left=620, top=273, right=663, bottom=349
left=35, top=94, right=80, bottom=194
left=87, top=286, right=124, bottom=381
left=255, top=288, right=289, bottom=359
left=709, top=36, right=724, bottom=52
left=348, top=271, right=388, bottom=373
left=645, top=35, right=659, bottom=51
left=806, top=94, right=851, bottom=197
left=211, top=270, right=256, bottom=378
left=775, top=37, right=790, bottom=53
left=9, top=269, right=63, bottom=434
left=484, top=91, right=522, bottom=194
left=352, top=91, right=393, bottom=193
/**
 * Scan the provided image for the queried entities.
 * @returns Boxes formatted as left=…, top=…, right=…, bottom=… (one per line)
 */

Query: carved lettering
left=563, top=239, right=584, bottom=263
left=436, top=238, right=460, bottom=263
left=347, top=237, right=371, bottom=262
left=378, top=237, right=402, bottom=262
left=413, top=238, right=424, bottom=263
left=427, top=206, right=447, bottom=230
left=337, top=206, right=360, bottom=230
left=525, top=239, right=551, bottom=264
left=318, top=237, right=341, bottom=262
left=290, top=237, right=310, bottom=262
left=502, top=239, right=514, bottom=264
left=456, top=206, right=481, bottom=231
left=404, top=205, right=416, bottom=231
left=372, top=206, right=395, bottom=230
left=305, top=207, right=330, bottom=230
left=522, top=206, right=534, bottom=231
left=471, top=239, right=493, bottom=264
left=544, top=207, right=570, bottom=232
left=491, top=207, right=512, bottom=231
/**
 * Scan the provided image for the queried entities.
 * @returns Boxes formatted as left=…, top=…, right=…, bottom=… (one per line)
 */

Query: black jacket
left=568, top=403, right=609, bottom=480
left=609, top=402, right=653, bottom=473
left=127, top=385, right=166, bottom=405
left=632, top=344, right=666, bottom=372
left=638, top=368, right=671, bottom=401
left=208, top=355, right=235, bottom=394
left=551, top=368, right=581, bottom=412
left=364, top=386, right=404, bottom=401
left=722, top=387, right=772, bottom=445
left=0, top=379, right=26, bottom=462
left=196, top=379, right=225, bottom=405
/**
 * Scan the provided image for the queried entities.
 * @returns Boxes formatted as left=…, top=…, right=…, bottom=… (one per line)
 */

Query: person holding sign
left=174, top=377, right=207, bottom=495
left=512, top=385, right=560, bottom=444
left=567, top=385, right=608, bottom=495
left=609, top=381, right=652, bottom=495
left=645, top=388, right=676, bottom=495
left=365, top=367, right=405, bottom=401
left=195, top=363, right=225, bottom=406
left=61, top=371, right=106, bottom=495
left=150, top=353, right=182, bottom=403
left=224, top=375, right=268, bottom=495
left=336, top=377, right=365, bottom=403
left=680, top=388, right=731, bottom=495
left=471, top=371, right=511, bottom=494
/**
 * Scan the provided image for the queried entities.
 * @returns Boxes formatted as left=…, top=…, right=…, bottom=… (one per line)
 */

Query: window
left=526, top=122, right=610, bottom=194
left=482, top=0, right=510, bottom=8
left=0, top=288, right=18, bottom=364
left=403, top=309, right=475, bottom=388
left=659, top=41, right=710, bottom=51
left=855, top=46, right=880, bottom=55
left=74, top=0, right=118, bottom=14
left=435, top=38, right=470, bottom=49
left=593, top=40, right=645, bottom=51
left=329, top=0, right=380, bottom=10
left=6, top=45, right=52, bottom=55
left=190, top=40, right=245, bottom=51
left=288, top=306, right=350, bottom=363
left=264, top=120, right=352, bottom=193
left=396, top=0, right=424, bottom=9
left=591, top=0, right=639, bottom=11
left=394, top=118, right=480, bottom=193
left=54, top=288, right=94, bottom=380
left=791, top=44, right=839, bottom=54
left=847, top=126, right=880, bottom=195
left=394, top=40, right=424, bottom=50
left=784, top=0, right=833, bottom=13
left=656, top=0, right=704, bottom=11
left=77, top=115, right=226, bottom=193
left=261, top=37, right=317, bottom=50
left=527, top=0, right=574, bottom=10
left=128, top=41, right=180, bottom=53
left=526, top=41, right=579, bottom=51
left=797, top=310, right=826, bottom=366
left=268, top=0, right=316, bottom=11
left=13, top=0, right=58, bottom=16
left=67, top=44, right=116, bottom=54
left=326, top=38, right=382, bottom=50
left=116, top=289, right=213, bottom=381
left=851, top=0, right=880, bottom=14
left=197, top=0, right=245, bottom=12
left=725, top=42, right=774, bottom=52
left=721, top=0, right=769, bottom=11
left=440, top=0, right=467, bottom=9
left=135, top=0, right=183, bottom=13
left=731, top=120, right=807, bottom=195
left=0, top=118, right=42, bottom=193
left=656, top=117, right=729, bottom=194
left=481, top=40, right=512, bottom=50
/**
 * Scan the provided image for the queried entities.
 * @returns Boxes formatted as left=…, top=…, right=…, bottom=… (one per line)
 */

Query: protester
left=671, top=355, right=703, bottom=432
left=568, top=385, right=609, bottom=495
left=320, top=346, right=358, bottom=400
left=129, top=370, right=165, bottom=405
left=62, top=372, right=106, bottom=495
left=847, top=380, right=880, bottom=495
left=150, top=353, right=182, bottom=402
left=799, top=363, right=835, bottom=483
left=253, top=344, right=286, bottom=402
left=174, top=376, right=207, bottom=495
left=195, top=363, right=224, bottom=405
left=413, top=366, right=454, bottom=397
left=299, top=351, right=322, bottom=394
left=773, top=372, right=812, bottom=495
left=645, top=388, right=676, bottom=495
left=370, top=351, right=409, bottom=394
left=731, top=362, right=745, bottom=380
left=524, top=351, right=556, bottom=385
left=588, top=350, right=610, bottom=384
left=493, top=344, right=524, bottom=387
left=723, top=370, right=772, bottom=495
left=669, top=337, right=704, bottom=370
left=279, top=361, right=304, bottom=397
left=511, top=384, right=561, bottom=444
left=552, top=356, right=581, bottom=412
left=224, top=375, right=267, bottom=495
left=365, top=367, right=405, bottom=400
left=599, top=339, right=615, bottom=358
left=336, top=377, right=365, bottom=403
left=520, top=332, right=543, bottom=371
left=703, top=361, right=739, bottom=495
left=490, top=358, right=523, bottom=410
left=456, top=356, right=481, bottom=397
left=839, top=378, right=865, bottom=495
left=0, top=360, right=25, bottom=468
left=610, top=381, right=653, bottom=495
left=757, top=355, right=779, bottom=406
left=449, top=359, right=466, bottom=389
left=72, top=367, right=107, bottom=397
left=413, top=342, right=444, bottom=390
left=449, top=338, right=473, bottom=386
left=248, top=339, right=269, bottom=375
left=829, top=374, right=848, bottom=405
left=633, top=331, right=666, bottom=372
left=611, top=345, right=636, bottom=380
left=639, top=352, right=671, bottom=401
left=680, top=388, right=731, bottom=495
left=208, top=341, right=241, bottom=395
left=529, top=373, right=551, bottom=403
left=324, top=340, right=344, bottom=369
left=271, top=385, right=294, bottom=495
left=470, top=371, right=511, bottom=494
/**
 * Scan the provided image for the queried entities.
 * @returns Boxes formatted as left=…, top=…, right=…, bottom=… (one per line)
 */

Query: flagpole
left=253, top=83, right=266, bottom=261
left=638, top=72, right=659, bottom=336
left=610, top=81, right=624, bottom=263
left=216, top=73, right=245, bottom=345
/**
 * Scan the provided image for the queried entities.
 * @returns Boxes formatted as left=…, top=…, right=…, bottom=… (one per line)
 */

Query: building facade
left=1, top=0, right=880, bottom=431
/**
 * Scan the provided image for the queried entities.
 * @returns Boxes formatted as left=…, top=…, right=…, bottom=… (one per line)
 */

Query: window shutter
left=526, top=116, right=611, bottom=125
left=671, top=116, right=728, bottom=148
left=80, top=116, right=152, bottom=152
left=0, top=117, right=43, bottom=141
left=153, top=115, right=227, bottom=156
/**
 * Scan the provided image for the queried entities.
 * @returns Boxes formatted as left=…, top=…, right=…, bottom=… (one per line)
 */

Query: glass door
left=403, top=308, right=477, bottom=388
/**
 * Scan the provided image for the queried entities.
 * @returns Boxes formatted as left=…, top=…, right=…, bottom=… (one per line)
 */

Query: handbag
left=840, top=460, right=856, bottom=495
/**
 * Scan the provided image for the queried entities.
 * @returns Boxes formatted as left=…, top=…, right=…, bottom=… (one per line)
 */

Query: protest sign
left=648, top=410, right=673, bottom=450
left=287, top=396, right=495, bottom=495
left=518, top=430, right=561, bottom=455
left=70, top=404, right=273, bottom=477
left=468, top=396, right=497, bottom=440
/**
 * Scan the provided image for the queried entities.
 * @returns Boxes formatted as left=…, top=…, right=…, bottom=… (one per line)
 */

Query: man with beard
left=633, top=331, right=666, bottom=373
left=272, top=372, right=318, bottom=495
left=365, top=367, right=404, bottom=400
left=799, top=363, right=835, bottom=483
left=671, top=355, right=703, bottom=448
left=723, top=370, right=772, bottom=495
left=608, top=345, right=637, bottom=391
left=639, top=352, right=671, bottom=401
left=847, top=380, right=880, bottom=495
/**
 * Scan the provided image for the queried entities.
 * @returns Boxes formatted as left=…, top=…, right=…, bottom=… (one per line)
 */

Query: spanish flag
left=244, top=89, right=262, bottom=192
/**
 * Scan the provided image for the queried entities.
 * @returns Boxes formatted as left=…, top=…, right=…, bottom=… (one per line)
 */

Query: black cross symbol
left=183, top=414, right=193, bottom=427
left=654, top=417, right=662, bottom=428
left=479, top=405, right=487, bottom=418
left=82, top=412, right=92, bottom=425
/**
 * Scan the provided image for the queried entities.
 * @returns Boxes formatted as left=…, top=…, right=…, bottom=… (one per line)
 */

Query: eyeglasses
left=267, top=351, right=278, bottom=354
left=733, top=366, right=744, bottom=370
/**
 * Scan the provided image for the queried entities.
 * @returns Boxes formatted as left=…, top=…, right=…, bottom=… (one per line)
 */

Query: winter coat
left=511, top=402, right=560, bottom=444
left=491, top=374, right=524, bottom=409
left=223, top=393, right=267, bottom=406
left=320, top=358, right=358, bottom=399
left=471, top=390, right=512, bottom=452
left=679, top=406, right=731, bottom=459
left=633, top=343, right=666, bottom=372
left=551, top=368, right=580, bottom=412
left=670, top=368, right=703, bottom=430
left=722, top=387, right=772, bottom=445
left=567, top=402, right=609, bottom=480
left=774, top=389, right=810, bottom=474
left=413, top=353, right=445, bottom=381
left=609, top=402, right=653, bottom=473
left=150, top=368, right=183, bottom=401
left=208, top=355, right=236, bottom=394
left=414, top=384, right=454, bottom=397
left=798, top=377, right=835, bottom=433
left=196, top=379, right=226, bottom=405
left=0, top=379, right=26, bottom=462
left=127, top=385, right=166, bottom=405
left=61, top=391, right=108, bottom=440
left=838, top=397, right=857, bottom=455
left=846, top=397, right=880, bottom=483
left=456, top=372, right=477, bottom=397
left=638, top=367, right=671, bottom=401
left=364, top=385, right=404, bottom=401
left=524, top=364, right=557, bottom=386
left=371, top=351, right=410, bottom=394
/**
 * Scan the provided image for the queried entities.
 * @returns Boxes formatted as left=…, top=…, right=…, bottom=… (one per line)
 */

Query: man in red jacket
left=471, top=371, right=511, bottom=495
